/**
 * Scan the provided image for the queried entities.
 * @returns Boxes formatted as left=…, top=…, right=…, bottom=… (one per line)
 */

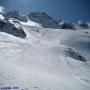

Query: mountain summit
left=0, top=6, right=90, bottom=38
left=0, top=6, right=90, bottom=90
left=27, top=11, right=60, bottom=28
left=5, top=10, right=27, bottom=22
left=0, top=6, right=5, bottom=14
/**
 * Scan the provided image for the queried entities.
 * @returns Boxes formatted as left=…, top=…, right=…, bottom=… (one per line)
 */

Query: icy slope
left=0, top=25, right=90, bottom=90
left=0, top=6, right=90, bottom=90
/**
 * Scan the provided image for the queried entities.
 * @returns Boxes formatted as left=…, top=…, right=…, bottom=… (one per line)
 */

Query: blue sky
left=0, top=0, right=90, bottom=22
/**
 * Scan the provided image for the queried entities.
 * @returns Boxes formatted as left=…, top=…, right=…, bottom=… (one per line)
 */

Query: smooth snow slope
left=0, top=24, right=90, bottom=90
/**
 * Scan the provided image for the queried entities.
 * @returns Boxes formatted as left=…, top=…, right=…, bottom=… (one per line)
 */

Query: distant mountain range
left=0, top=6, right=90, bottom=90
left=0, top=7, right=90, bottom=37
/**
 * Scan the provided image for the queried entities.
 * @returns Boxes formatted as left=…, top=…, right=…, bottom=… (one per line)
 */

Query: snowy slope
left=0, top=6, right=5, bottom=14
left=5, top=10, right=27, bottom=22
left=0, top=26, right=90, bottom=90
left=0, top=6, right=5, bottom=20
left=0, top=7, right=90, bottom=90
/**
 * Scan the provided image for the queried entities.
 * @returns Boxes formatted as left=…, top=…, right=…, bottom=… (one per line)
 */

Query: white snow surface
left=0, top=8, right=90, bottom=90
left=0, top=24, right=90, bottom=90
left=0, top=6, right=5, bottom=13
left=21, top=17, right=41, bottom=27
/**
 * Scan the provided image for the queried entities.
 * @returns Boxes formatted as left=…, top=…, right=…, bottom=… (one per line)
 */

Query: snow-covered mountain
left=5, top=10, right=27, bottom=22
left=59, top=20, right=75, bottom=29
left=0, top=7, right=26, bottom=38
left=0, top=20, right=26, bottom=38
left=27, top=11, right=60, bottom=28
left=0, top=6, right=90, bottom=90
left=0, top=6, right=5, bottom=14
left=0, top=7, right=5, bottom=20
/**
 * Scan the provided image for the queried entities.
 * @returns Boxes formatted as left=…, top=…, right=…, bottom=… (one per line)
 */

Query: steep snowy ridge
left=0, top=19, right=26, bottom=38
left=27, top=11, right=60, bottom=28
left=0, top=6, right=90, bottom=90
left=0, top=7, right=26, bottom=38
left=5, top=10, right=27, bottom=22
left=0, top=7, right=5, bottom=20
left=0, top=6, right=5, bottom=14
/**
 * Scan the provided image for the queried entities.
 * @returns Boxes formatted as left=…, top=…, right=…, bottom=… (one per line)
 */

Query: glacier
left=0, top=6, right=90, bottom=90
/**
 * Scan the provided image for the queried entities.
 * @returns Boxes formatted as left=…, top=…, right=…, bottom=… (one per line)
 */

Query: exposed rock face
left=78, top=20, right=89, bottom=29
left=0, top=20, right=26, bottom=38
left=0, top=20, right=6, bottom=28
left=65, top=48, right=86, bottom=62
left=27, top=11, right=60, bottom=28
left=5, top=10, right=27, bottom=22
left=0, top=7, right=90, bottom=39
